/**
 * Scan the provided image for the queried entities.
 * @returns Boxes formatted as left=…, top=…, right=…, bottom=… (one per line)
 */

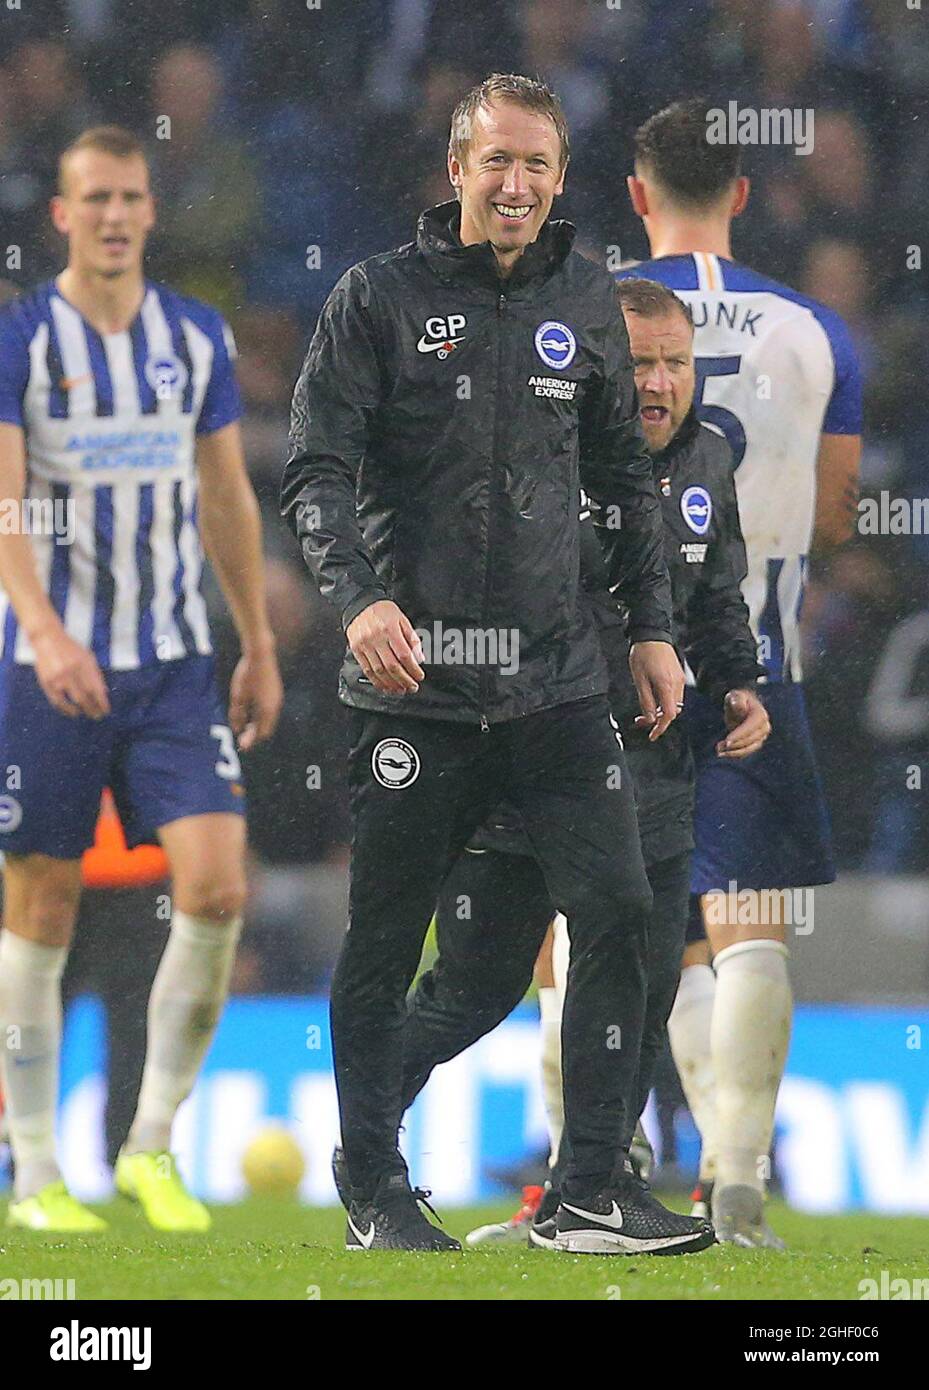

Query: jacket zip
left=478, top=287, right=508, bottom=731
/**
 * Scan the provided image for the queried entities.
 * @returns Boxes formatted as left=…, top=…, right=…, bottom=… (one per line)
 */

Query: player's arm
left=579, top=290, right=681, bottom=740
left=811, top=432, right=861, bottom=552
left=685, top=463, right=768, bottom=759
left=0, top=421, right=109, bottom=718
left=280, top=266, right=423, bottom=695
left=196, top=421, right=282, bottom=750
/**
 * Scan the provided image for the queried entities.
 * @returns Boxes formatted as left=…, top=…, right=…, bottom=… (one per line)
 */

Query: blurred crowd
left=1, top=0, right=928, bottom=988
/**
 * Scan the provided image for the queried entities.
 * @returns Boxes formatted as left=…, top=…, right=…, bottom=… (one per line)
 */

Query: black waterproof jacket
left=281, top=201, right=672, bottom=726
left=587, top=408, right=764, bottom=718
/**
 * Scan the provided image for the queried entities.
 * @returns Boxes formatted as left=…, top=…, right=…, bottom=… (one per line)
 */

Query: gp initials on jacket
left=416, top=314, right=467, bottom=356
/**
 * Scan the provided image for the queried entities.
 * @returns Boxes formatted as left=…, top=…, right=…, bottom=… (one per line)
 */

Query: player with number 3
left=0, top=128, right=282, bottom=1233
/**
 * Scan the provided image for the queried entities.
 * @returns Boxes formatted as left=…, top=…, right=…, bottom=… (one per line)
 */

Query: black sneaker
left=345, top=1173, right=462, bottom=1252
left=528, top=1183, right=561, bottom=1250
left=554, top=1176, right=716, bottom=1256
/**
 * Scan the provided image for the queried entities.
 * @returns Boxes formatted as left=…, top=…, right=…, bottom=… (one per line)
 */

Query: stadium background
left=1, top=0, right=927, bottom=1213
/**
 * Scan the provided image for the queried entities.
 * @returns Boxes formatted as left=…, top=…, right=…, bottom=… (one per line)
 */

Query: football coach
left=282, top=73, right=688, bottom=1252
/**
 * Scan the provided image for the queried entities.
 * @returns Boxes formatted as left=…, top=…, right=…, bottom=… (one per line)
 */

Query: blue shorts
left=684, top=683, right=835, bottom=894
left=0, top=655, right=246, bottom=859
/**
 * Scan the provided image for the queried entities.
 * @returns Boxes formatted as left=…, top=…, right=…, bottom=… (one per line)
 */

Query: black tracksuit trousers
left=331, top=695, right=652, bottom=1203
left=401, top=846, right=692, bottom=1163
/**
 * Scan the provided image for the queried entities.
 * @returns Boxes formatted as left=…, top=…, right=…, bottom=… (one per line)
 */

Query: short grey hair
left=617, top=277, right=694, bottom=330
left=449, top=72, right=570, bottom=171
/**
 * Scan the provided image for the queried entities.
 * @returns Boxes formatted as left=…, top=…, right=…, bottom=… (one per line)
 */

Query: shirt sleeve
left=280, top=265, right=388, bottom=629
left=684, top=458, right=765, bottom=702
left=0, top=307, right=31, bottom=427
left=819, top=307, right=863, bottom=436
left=196, top=313, right=243, bottom=435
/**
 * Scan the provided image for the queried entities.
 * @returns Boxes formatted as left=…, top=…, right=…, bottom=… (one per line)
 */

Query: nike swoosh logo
left=347, top=1214, right=376, bottom=1248
left=562, top=1200, right=624, bottom=1230
left=59, top=374, right=93, bottom=391
left=416, top=336, right=463, bottom=353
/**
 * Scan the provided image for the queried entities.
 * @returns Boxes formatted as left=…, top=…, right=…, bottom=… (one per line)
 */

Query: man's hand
left=32, top=625, right=110, bottom=720
left=346, top=600, right=425, bottom=694
left=715, top=688, right=771, bottom=759
left=229, top=640, right=284, bottom=751
left=630, top=641, right=685, bottom=741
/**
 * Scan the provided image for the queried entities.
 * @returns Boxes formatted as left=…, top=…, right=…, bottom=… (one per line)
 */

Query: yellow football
left=241, top=1126, right=306, bottom=1197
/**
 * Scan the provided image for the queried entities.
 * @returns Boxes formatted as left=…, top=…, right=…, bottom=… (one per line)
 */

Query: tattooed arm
left=811, top=432, right=861, bottom=552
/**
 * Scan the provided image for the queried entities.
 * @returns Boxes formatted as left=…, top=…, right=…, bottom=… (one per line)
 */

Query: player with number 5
left=617, top=100, right=862, bottom=1247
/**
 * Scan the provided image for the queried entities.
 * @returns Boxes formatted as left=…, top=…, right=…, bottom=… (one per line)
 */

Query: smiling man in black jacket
left=281, top=75, right=707, bottom=1253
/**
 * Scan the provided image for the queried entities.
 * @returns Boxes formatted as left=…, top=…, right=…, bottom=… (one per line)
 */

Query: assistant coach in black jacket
left=281, top=76, right=710, bottom=1254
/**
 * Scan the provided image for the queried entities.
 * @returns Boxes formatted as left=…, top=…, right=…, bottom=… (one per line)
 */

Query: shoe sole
left=552, top=1227, right=717, bottom=1256
left=6, top=1205, right=108, bottom=1233
left=466, top=1224, right=529, bottom=1246
left=528, top=1226, right=557, bottom=1251
left=6, top=1215, right=107, bottom=1233
left=717, top=1228, right=787, bottom=1250
left=344, top=1241, right=462, bottom=1251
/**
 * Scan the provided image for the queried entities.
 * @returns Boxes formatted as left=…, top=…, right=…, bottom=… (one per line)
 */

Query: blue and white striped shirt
left=0, top=280, right=241, bottom=669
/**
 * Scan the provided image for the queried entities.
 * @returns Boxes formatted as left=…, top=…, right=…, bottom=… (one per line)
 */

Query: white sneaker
left=465, top=1185, right=545, bottom=1246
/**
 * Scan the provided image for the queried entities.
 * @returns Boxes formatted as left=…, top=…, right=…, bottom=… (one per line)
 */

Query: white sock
left=126, top=910, right=241, bottom=1156
left=551, top=912, right=570, bottom=1001
left=711, top=939, right=791, bottom=1193
left=668, top=963, right=717, bottom=1182
left=538, top=986, right=564, bottom=1168
left=543, top=913, right=571, bottom=1169
left=0, top=930, right=67, bottom=1199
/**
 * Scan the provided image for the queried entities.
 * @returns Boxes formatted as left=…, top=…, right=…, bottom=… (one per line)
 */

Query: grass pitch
left=1, top=1196, right=926, bottom=1301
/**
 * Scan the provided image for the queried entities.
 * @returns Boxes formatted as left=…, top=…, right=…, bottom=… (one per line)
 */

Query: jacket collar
left=417, top=200, right=576, bottom=290
left=651, top=406, right=701, bottom=476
